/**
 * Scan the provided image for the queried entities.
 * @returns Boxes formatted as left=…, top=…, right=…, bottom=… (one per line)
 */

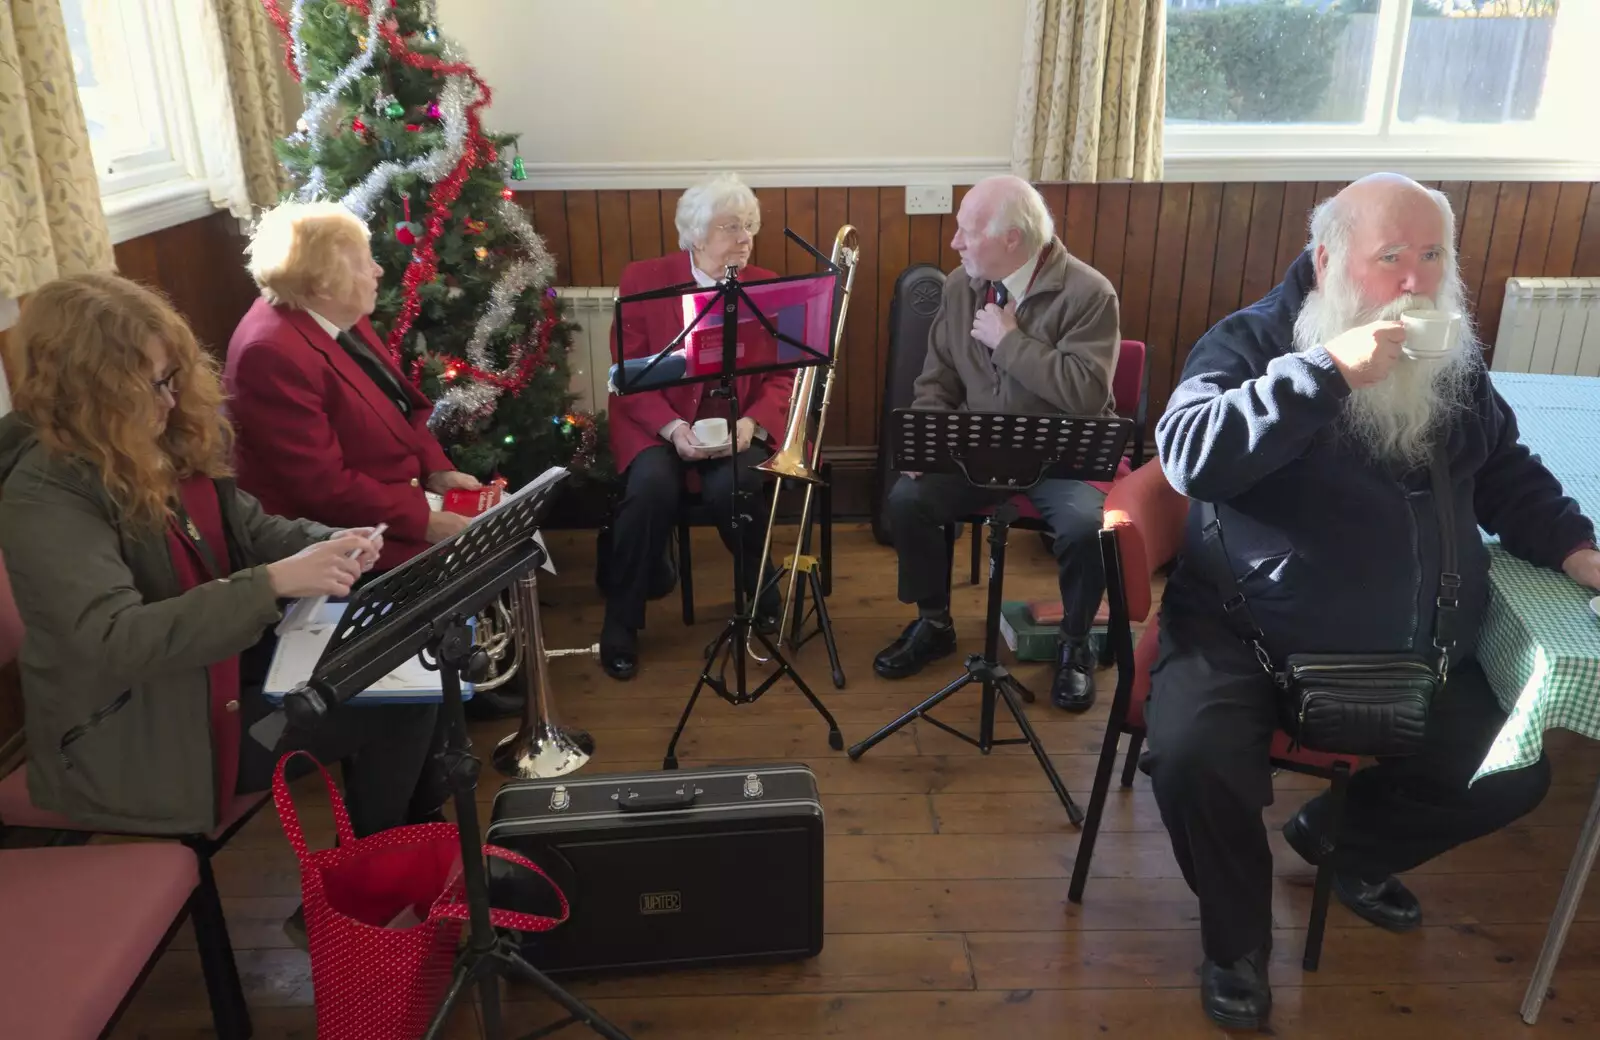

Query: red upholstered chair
left=0, top=551, right=260, bottom=1038
left=1065, top=460, right=1359, bottom=973
left=0, top=842, right=204, bottom=1038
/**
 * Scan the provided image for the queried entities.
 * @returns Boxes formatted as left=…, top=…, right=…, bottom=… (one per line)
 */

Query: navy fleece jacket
left=1157, top=251, right=1593, bottom=665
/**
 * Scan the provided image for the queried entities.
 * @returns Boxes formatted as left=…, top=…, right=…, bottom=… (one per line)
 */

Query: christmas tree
left=259, top=0, right=610, bottom=489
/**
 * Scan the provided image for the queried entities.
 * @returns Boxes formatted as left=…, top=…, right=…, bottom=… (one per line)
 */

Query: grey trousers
left=886, top=471, right=1106, bottom=638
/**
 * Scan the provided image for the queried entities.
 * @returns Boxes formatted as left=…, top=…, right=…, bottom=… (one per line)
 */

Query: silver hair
left=983, top=177, right=1055, bottom=253
left=675, top=172, right=761, bottom=251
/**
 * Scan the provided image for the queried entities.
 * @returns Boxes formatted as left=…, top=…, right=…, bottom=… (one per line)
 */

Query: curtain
left=1010, top=0, right=1166, bottom=184
left=0, top=0, right=116, bottom=299
left=210, top=0, right=288, bottom=209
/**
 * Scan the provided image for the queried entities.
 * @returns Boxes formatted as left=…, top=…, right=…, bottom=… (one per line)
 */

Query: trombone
left=749, top=224, right=860, bottom=661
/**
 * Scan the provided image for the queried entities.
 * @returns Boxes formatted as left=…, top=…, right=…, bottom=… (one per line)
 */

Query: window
left=1162, top=0, right=1600, bottom=180
left=61, top=0, right=236, bottom=242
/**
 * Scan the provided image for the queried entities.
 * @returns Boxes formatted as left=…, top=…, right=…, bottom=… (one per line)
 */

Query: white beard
left=1293, top=258, right=1476, bottom=466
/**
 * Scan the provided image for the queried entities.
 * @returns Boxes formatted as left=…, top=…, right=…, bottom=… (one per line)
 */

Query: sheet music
left=264, top=602, right=444, bottom=698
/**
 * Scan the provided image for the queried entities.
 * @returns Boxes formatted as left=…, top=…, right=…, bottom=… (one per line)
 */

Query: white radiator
left=556, top=286, right=617, bottom=414
left=1492, top=277, right=1600, bottom=376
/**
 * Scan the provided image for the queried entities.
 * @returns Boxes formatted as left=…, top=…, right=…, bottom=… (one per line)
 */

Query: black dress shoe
left=600, top=625, right=638, bottom=681
left=1200, top=944, right=1271, bottom=1030
left=1283, top=807, right=1422, bottom=932
left=873, top=618, right=957, bottom=679
left=1050, top=637, right=1096, bottom=711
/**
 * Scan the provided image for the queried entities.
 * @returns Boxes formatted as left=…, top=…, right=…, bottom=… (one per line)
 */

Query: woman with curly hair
left=0, top=272, right=443, bottom=851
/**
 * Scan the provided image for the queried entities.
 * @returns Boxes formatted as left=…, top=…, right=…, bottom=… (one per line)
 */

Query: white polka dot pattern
left=273, top=751, right=570, bottom=1037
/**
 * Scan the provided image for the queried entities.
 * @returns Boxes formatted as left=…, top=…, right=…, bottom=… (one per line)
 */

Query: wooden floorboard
left=109, top=525, right=1600, bottom=1037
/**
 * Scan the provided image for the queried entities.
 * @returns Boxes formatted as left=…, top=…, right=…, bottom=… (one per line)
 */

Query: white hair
left=675, top=172, right=761, bottom=251
left=1307, top=181, right=1458, bottom=266
left=1294, top=185, right=1477, bottom=466
left=983, top=178, right=1055, bottom=253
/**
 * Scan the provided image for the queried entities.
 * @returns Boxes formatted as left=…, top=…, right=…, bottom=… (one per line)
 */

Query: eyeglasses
left=151, top=370, right=180, bottom=398
left=712, top=220, right=760, bottom=236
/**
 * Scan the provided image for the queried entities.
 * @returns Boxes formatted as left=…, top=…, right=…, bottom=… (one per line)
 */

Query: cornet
left=750, top=224, right=861, bottom=656
left=491, top=571, right=597, bottom=779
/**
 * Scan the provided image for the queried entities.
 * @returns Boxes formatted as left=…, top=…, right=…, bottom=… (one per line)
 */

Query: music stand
left=280, top=469, right=634, bottom=1040
left=610, top=232, right=844, bottom=769
left=846, top=409, right=1133, bottom=827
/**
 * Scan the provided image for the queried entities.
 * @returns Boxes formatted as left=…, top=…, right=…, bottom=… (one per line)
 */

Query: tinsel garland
left=264, top=0, right=598, bottom=460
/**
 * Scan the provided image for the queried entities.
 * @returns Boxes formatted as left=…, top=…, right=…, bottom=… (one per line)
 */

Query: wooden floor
left=109, top=525, right=1600, bottom=1038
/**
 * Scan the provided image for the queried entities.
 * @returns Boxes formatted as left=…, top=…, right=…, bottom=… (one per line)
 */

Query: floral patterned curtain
left=1011, top=0, right=1166, bottom=183
left=0, top=0, right=116, bottom=299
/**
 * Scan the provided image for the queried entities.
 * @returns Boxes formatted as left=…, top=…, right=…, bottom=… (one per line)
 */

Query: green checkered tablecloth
left=1475, top=372, right=1600, bottom=781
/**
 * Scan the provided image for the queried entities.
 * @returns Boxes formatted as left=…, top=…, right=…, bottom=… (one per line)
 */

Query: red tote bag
left=274, top=751, right=569, bottom=1040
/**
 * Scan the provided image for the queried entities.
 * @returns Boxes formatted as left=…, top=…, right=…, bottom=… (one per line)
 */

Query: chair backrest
left=1111, top=340, right=1146, bottom=419
left=1102, top=459, right=1189, bottom=624
left=0, top=551, right=23, bottom=670
left=871, top=263, right=947, bottom=545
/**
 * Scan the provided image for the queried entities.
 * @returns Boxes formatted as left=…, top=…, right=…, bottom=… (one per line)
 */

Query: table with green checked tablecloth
left=1473, top=371, right=1600, bottom=1024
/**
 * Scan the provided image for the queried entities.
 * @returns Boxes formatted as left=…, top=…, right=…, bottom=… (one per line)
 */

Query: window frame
left=68, top=0, right=223, bottom=243
left=1161, top=0, right=1600, bottom=182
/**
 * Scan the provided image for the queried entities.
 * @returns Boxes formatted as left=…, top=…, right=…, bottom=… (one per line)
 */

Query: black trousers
left=235, top=635, right=444, bottom=839
left=885, top=471, right=1106, bottom=637
left=1141, top=610, right=1552, bottom=963
left=603, top=442, right=774, bottom=631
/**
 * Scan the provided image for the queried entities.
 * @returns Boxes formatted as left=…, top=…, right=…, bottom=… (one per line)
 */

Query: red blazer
left=223, top=298, right=454, bottom=570
left=607, top=252, right=794, bottom=475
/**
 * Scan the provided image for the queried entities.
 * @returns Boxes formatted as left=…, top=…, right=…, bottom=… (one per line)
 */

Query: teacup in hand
left=1400, top=309, right=1461, bottom=359
left=692, top=417, right=729, bottom=447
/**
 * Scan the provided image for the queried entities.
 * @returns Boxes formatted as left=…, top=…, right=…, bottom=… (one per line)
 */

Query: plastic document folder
left=262, top=602, right=474, bottom=704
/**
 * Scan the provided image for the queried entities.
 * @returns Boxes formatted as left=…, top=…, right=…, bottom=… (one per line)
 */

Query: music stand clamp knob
left=283, top=683, right=328, bottom=729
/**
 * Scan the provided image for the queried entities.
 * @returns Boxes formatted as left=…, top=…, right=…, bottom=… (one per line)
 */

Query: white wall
left=437, top=0, right=1026, bottom=187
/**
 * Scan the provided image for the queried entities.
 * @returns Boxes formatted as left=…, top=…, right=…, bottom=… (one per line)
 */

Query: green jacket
left=0, top=413, right=334, bottom=834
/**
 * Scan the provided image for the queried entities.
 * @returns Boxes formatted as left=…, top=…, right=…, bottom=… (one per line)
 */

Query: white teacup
left=692, top=417, right=729, bottom=446
left=1400, top=309, right=1460, bottom=358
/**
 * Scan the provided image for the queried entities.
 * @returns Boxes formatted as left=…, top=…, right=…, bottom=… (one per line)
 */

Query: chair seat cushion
left=0, top=843, right=197, bottom=1039
left=0, top=764, right=266, bottom=840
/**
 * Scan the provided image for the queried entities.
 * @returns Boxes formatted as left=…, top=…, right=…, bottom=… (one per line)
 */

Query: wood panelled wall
left=525, top=181, right=1600, bottom=452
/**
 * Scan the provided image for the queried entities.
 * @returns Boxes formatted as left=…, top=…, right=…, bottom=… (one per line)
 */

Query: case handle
left=617, top=788, right=697, bottom=812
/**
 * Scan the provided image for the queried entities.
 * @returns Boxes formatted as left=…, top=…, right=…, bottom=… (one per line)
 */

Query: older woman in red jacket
left=225, top=201, right=482, bottom=573
left=602, top=173, right=793, bottom=680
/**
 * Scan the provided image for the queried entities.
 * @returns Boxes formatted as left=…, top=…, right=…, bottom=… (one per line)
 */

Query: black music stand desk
left=280, top=468, right=633, bottom=1040
left=846, top=409, right=1132, bottom=827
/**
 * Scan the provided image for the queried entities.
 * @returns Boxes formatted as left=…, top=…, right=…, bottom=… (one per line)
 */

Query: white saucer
left=698, top=439, right=732, bottom=452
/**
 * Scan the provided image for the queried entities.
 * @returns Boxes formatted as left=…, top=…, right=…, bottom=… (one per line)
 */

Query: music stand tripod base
left=846, top=410, right=1134, bottom=829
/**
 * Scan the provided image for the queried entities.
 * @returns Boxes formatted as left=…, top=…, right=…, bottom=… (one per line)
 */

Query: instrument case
left=485, top=763, right=824, bottom=975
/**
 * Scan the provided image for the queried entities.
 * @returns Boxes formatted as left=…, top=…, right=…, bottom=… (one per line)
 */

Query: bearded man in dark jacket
left=1146, top=172, right=1600, bottom=1031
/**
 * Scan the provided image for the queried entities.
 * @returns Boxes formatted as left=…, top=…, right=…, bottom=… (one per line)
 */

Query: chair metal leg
left=1069, top=715, right=1132, bottom=905
left=678, top=521, right=695, bottom=625
left=187, top=848, right=252, bottom=1039
left=969, top=523, right=981, bottom=584
left=1303, top=761, right=1351, bottom=972
left=1120, top=730, right=1145, bottom=789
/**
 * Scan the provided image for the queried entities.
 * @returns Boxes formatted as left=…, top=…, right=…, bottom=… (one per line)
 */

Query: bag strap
left=1199, top=436, right=1459, bottom=685
left=1428, top=442, right=1459, bottom=682
left=431, top=843, right=572, bottom=933
left=272, top=750, right=358, bottom=860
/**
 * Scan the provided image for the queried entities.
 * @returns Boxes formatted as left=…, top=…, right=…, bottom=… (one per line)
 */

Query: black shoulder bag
left=1196, top=446, right=1458, bottom=757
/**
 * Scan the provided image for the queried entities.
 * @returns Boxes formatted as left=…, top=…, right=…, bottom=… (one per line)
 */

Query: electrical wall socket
left=906, top=185, right=953, bottom=215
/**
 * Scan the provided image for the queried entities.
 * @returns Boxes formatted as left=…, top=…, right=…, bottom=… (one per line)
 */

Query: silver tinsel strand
left=340, top=72, right=473, bottom=219
left=429, top=380, right=499, bottom=435
left=291, top=0, right=394, bottom=202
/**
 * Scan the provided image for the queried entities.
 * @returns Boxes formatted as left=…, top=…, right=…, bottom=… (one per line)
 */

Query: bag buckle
left=1436, top=571, right=1462, bottom=611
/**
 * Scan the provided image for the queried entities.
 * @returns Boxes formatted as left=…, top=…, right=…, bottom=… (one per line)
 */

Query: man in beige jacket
left=875, top=176, right=1120, bottom=711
